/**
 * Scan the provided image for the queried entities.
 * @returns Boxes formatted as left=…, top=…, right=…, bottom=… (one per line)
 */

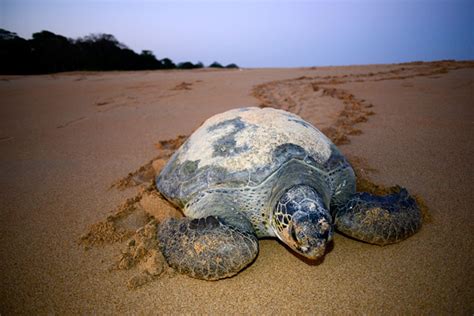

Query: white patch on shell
left=179, top=107, right=331, bottom=172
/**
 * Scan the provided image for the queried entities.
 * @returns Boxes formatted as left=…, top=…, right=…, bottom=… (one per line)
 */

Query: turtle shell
left=156, top=107, right=347, bottom=207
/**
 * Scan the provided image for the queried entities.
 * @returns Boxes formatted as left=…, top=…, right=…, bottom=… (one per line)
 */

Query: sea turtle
left=156, top=107, right=421, bottom=280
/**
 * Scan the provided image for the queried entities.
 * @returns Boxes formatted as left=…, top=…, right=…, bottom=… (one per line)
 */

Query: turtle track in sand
left=252, top=60, right=474, bottom=145
left=80, top=61, right=471, bottom=287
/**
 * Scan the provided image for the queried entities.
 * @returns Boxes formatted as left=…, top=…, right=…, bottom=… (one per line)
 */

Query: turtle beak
left=300, top=244, right=326, bottom=259
left=291, top=212, right=333, bottom=260
left=289, top=223, right=329, bottom=260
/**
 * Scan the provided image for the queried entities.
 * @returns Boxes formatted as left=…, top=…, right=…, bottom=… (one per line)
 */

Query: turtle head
left=272, top=185, right=333, bottom=259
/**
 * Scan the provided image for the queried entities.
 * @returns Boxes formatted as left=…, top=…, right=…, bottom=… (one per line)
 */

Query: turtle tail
left=334, top=187, right=422, bottom=245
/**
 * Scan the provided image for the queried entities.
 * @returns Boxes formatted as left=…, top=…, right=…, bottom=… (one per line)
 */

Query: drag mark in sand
left=171, top=81, right=193, bottom=91
left=95, top=94, right=140, bottom=113
left=0, top=136, right=14, bottom=143
left=96, top=100, right=111, bottom=106
left=97, top=103, right=135, bottom=113
left=56, top=116, right=87, bottom=129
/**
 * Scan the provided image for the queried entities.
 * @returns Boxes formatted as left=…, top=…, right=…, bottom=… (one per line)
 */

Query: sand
left=0, top=62, right=473, bottom=314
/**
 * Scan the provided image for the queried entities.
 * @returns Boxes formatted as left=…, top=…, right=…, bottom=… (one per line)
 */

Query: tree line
left=0, top=29, right=238, bottom=74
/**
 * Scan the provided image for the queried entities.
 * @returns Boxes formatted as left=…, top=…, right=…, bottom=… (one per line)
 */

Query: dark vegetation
left=208, top=62, right=238, bottom=69
left=0, top=29, right=239, bottom=74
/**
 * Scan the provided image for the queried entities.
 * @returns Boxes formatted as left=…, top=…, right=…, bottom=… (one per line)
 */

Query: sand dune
left=0, top=61, right=473, bottom=313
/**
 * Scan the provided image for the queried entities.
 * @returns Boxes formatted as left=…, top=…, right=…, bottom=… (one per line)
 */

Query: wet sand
left=0, top=62, right=473, bottom=313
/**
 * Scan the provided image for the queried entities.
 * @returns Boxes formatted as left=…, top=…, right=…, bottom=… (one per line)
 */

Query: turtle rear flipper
left=334, top=187, right=422, bottom=245
left=158, top=215, right=258, bottom=280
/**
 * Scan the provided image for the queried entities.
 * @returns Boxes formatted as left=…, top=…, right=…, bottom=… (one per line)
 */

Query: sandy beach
left=0, top=61, right=473, bottom=314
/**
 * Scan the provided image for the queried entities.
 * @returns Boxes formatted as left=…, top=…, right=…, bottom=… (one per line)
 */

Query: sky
left=0, top=0, right=473, bottom=67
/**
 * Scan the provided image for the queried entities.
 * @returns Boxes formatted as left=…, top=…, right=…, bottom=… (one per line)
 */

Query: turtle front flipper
left=157, top=214, right=258, bottom=280
left=334, top=187, right=421, bottom=245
